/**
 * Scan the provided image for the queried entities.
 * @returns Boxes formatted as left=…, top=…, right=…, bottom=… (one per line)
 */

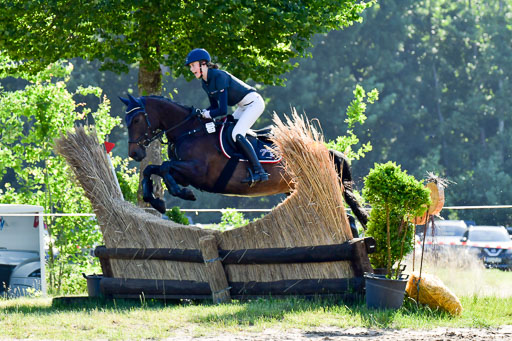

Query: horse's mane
left=144, top=95, right=193, bottom=112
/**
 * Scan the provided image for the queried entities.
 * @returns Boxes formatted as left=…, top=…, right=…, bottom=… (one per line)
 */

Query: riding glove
left=201, top=109, right=211, bottom=119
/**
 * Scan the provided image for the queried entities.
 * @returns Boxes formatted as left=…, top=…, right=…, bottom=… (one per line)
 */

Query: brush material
left=55, top=111, right=354, bottom=285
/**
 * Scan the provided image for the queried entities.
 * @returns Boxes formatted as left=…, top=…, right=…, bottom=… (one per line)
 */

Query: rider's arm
left=208, top=89, right=228, bottom=118
left=207, top=95, right=218, bottom=111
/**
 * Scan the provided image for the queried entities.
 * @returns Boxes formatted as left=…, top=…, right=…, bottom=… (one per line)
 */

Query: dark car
left=461, top=226, right=512, bottom=270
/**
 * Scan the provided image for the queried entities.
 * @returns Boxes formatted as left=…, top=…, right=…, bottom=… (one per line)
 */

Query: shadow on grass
left=191, top=295, right=452, bottom=328
left=1, top=295, right=185, bottom=316
left=2, top=294, right=452, bottom=329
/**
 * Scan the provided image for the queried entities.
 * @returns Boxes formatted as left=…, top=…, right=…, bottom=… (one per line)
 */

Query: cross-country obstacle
left=55, top=113, right=374, bottom=302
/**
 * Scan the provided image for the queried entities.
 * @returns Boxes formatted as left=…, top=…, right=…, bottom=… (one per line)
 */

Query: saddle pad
left=219, top=122, right=281, bottom=164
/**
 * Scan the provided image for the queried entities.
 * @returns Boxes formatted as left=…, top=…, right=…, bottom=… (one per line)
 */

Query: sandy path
left=166, top=325, right=512, bottom=340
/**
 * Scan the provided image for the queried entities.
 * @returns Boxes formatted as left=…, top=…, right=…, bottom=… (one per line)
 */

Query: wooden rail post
left=199, top=235, right=231, bottom=303
left=350, top=238, right=375, bottom=277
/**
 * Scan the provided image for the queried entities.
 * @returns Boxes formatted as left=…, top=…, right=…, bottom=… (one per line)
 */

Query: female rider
left=184, top=48, right=269, bottom=183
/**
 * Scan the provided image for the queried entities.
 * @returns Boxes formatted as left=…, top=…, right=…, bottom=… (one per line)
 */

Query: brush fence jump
left=55, top=114, right=375, bottom=303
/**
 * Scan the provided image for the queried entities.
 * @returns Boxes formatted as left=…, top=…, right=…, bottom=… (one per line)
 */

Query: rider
left=184, top=48, right=269, bottom=183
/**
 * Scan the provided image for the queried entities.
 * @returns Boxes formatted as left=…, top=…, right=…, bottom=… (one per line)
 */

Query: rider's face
left=189, top=61, right=203, bottom=79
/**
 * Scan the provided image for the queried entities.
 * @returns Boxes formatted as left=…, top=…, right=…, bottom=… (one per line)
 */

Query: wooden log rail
left=94, top=237, right=376, bottom=265
left=94, top=237, right=375, bottom=302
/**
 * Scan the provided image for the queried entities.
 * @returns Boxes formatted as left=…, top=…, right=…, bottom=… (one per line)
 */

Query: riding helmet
left=184, top=48, right=211, bottom=66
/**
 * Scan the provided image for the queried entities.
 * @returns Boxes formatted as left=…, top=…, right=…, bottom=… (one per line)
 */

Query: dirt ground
left=167, top=325, right=512, bottom=340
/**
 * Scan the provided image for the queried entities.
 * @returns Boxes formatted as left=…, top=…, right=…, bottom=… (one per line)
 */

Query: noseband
left=128, top=107, right=202, bottom=148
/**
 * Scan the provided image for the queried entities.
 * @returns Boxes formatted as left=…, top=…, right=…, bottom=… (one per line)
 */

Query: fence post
left=199, top=234, right=231, bottom=303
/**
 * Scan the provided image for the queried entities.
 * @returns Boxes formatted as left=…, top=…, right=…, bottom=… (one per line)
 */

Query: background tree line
left=2, top=0, right=512, bottom=227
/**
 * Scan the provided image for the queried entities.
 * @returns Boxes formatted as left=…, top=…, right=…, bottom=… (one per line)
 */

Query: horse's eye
left=133, top=116, right=141, bottom=124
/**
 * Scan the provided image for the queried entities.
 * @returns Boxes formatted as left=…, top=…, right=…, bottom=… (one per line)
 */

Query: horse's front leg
left=159, top=161, right=196, bottom=201
left=142, top=165, right=167, bottom=214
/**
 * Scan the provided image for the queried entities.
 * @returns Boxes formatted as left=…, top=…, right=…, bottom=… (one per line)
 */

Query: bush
left=165, top=206, right=190, bottom=225
left=363, top=161, right=431, bottom=278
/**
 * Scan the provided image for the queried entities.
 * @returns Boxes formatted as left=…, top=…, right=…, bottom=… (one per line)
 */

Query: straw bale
left=406, top=271, right=463, bottom=316
left=219, top=111, right=354, bottom=281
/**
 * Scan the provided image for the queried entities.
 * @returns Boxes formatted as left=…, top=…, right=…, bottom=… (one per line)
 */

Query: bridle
left=127, top=106, right=202, bottom=148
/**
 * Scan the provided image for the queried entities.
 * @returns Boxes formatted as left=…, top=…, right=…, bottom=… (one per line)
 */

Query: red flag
left=34, top=215, right=39, bottom=228
left=104, top=141, right=115, bottom=153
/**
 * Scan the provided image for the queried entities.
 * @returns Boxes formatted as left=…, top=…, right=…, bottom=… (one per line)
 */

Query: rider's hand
left=201, top=109, right=211, bottom=119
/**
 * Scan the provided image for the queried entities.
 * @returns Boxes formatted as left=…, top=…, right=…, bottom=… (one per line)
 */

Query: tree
left=0, top=53, right=127, bottom=293
left=0, top=0, right=374, bottom=206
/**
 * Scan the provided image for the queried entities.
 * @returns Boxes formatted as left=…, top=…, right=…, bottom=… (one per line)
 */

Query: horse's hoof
left=150, top=198, right=167, bottom=214
left=179, top=188, right=196, bottom=201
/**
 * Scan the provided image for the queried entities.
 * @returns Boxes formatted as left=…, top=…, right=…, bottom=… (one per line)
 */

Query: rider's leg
left=235, top=134, right=268, bottom=182
left=232, top=92, right=268, bottom=183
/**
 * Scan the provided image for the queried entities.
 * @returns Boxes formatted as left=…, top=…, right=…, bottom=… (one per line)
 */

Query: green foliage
left=114, top=156, right=139, bottom=204
left=219, top=208, right=249, bottom=230
left=165, top=207, right=190, bottom=225
left=363, top=162, right=431, bottom=278
left=325, top=84, right=377, bottom=160
left=0, top=54, right=136, bottom=294
left=0, top=0, right=374, bottom=86
left=364, top=208, right=414, bottom=271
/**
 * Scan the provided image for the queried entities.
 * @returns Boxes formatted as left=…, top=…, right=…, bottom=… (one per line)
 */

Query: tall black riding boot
left=235, top=134, right=269, bottom=183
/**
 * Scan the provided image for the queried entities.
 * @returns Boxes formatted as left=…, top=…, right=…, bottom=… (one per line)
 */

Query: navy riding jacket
left=201, top=68, right=255, bottom=118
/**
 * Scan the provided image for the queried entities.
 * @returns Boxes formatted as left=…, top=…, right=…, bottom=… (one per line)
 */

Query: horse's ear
left=128, top=94, right=137, bottom=104
left=119, top=97, right=130, bottom=106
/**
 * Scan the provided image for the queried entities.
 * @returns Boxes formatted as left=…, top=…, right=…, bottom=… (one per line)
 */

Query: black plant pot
left=364, top=273, right=409, bottom=310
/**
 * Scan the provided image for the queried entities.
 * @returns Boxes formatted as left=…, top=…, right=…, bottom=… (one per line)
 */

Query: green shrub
left=363, top=161, right=431, bottom=278
left=219, top=208, right=249, bottom=230
left=165, top=206, right=190, bottom=225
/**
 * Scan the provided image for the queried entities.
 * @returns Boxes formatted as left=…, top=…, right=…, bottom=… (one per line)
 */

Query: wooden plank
left=230, top=278, right=364, bottom=296
left=99, top=277, right=364, bottom=297
left=219, top=243, right=355, bottom=264
left=100, top=277, right=211, bottom=296
left=94, top=246, right=203, bottom=263
left=94, top=239, right=374, bottom=264
left=199, top=235, right=231, bottom=303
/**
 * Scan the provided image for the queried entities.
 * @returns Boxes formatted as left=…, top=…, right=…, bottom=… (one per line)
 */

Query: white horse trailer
left=0, top=204, right=46, bottom=297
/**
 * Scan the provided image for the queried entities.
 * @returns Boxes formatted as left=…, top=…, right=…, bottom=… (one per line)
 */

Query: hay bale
left=406, top=271, right=463, bottom=316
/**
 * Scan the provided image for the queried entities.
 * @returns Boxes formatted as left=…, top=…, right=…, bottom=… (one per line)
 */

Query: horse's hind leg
left=329, top=149, right=369, bottom=229
left=142, top=165, right=167, bottom=214
left=159, top=161, right=196, bottom=201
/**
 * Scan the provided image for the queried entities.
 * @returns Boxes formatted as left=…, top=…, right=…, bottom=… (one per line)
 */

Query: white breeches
left=231, top=92, right=265, bottom=141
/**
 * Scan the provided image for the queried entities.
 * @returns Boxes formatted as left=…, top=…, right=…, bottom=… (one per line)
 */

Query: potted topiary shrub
left=362, top=161, right=431, bottom=309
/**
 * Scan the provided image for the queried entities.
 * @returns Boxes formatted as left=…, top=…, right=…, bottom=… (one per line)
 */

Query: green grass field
left=1, top=268, right=512, bottom=340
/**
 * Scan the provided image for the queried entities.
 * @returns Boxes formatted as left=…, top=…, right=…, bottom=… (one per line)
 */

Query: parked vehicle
left=0, top=204, right=46, bottom=297
left=417, top=219, right=468, bottom=250
left=505, top=226, right=512, bottom=238
left=461, top=226, right=512, bottom=270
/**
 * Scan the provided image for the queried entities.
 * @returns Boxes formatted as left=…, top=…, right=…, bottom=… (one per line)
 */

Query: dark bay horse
left=120, top=95, right=368, bottom=228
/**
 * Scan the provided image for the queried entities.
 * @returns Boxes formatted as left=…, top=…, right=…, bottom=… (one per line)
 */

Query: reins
left=128, top=107, right=202, bottom=147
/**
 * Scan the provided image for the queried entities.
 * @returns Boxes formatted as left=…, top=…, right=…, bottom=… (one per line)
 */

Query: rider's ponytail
left=206, top=61, right=219, bottom=69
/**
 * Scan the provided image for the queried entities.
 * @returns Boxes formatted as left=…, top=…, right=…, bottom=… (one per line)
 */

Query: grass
left=1, top=262, right=512, bottom=340
left=1, top=286, right=512, bottom=339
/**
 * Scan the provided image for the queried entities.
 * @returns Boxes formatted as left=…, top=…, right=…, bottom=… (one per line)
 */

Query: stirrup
left=241, top=168, right=269, bottom=186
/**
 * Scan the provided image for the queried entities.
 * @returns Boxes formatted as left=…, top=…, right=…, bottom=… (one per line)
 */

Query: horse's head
left=120, top=95, right=156, bottom=162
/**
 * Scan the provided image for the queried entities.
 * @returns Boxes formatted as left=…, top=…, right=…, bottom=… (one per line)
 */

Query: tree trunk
left=137, top=64, right=164, bottom=207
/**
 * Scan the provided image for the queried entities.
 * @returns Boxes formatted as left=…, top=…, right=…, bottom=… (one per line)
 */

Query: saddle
left=218, top=119, right=282, bottom=164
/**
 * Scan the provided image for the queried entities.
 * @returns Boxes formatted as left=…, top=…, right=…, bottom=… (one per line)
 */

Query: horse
left=120, top=95, right=369, bottom=229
